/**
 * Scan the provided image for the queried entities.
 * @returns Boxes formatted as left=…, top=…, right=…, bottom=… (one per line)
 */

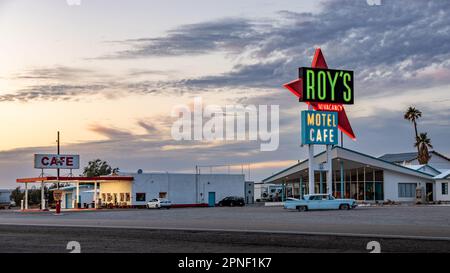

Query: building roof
left=378, top=151, right=450, bottom=163
left=263, top=146, right=435, bottom=183
left=49, top=184, right=92, bottom=191
left=434, top=170, right=450, bottom=180
left=405, top=164, right=441, bottom=175
left=16, top=175, right=134, bottom=183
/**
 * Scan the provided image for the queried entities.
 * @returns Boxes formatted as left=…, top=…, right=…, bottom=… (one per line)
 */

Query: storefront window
left=357, top=168, right=364, bottom=182
left=365, top=182, right=374, bottom=200
left=365, top=168, right=374, bottom=182
left=375, top=182, right=384, bottom=200
left=358, top=182, right=364, bottom=200
left=375, top=170, right=383, bottom=182
left=350, top=182, right=357, bottom=200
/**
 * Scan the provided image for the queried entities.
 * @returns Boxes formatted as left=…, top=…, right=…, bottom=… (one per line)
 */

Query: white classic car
left=284, top=194, right=357, bottom=211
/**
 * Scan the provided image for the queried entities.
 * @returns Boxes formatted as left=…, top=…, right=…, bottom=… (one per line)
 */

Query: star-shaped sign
left=283, top=48, right=356, bottom=140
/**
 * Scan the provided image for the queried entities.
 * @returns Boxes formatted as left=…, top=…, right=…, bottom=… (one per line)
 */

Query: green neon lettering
left=306, top=69, right=315, bottom=100
left=343, top=72, right=352, bottom=102
left=327, top=71, right=338, bottom=101
left=317, top=70, right=326, bottom=100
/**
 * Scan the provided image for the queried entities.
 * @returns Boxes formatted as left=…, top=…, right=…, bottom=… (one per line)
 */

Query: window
left=442, top=183, right=449, bottom=195
left=159, top=192, right=167, bottom=198
left=136, top=193, right=146, bottom=202
left=398, top=183, right=416, bottom=198
left=375, top=170, right=383, bottom=182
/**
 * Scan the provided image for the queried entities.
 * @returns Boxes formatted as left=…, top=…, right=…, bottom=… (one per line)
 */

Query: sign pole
left=24, top=182, right=28, bottom=210
left=326, top=144, right=333, bottom=195
left=307, top=104, right=315, bottom=195
left=41, top=168, right=45, bottom=211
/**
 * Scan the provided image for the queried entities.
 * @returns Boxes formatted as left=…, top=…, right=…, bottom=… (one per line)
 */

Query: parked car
left=0, top=200, right=15, bottom=209
left=284, top=194, right=357, bottom=211
left=146, top=198, right=172, bottom=209
left=218, top=196, right=245, bottom=207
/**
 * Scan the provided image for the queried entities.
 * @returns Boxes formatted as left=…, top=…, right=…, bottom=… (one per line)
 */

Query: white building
left=99, top=172, right=245, bottom=207
left=51, top=184, right=95, bottom=209
left=262, top=146, right=450, bottom=203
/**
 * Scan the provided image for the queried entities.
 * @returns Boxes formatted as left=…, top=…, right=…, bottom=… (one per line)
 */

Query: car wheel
left=230, top=202, right=235, bottom=207
left=218, top=202, right=223, bottom=207
left=339, top=204, right=349, bottom=210
left=297, top=206, right=307, bottom=212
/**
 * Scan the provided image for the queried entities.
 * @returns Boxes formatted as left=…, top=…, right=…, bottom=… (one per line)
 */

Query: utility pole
left=55, top=131, right=61, bottom=214
left=57, top=131, right=60, bottom=189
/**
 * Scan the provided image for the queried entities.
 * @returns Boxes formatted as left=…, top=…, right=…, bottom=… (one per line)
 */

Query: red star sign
left=283, top=48, right=356, bottom=140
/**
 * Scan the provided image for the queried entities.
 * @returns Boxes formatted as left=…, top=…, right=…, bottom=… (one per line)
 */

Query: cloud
left=102, top=0, right=450, bottom=97
left=13, top=66, right=94, bottom=80
left=102, top=18, right=265, bottom=58
left=3, top=0, right=450, bottom=103
left=0, top=84, right=110, bottom=102
left=88, top=124, right=134, bottom=140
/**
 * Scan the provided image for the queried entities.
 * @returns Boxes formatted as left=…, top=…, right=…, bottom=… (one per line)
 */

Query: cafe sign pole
left=283, top=48, right=356, bottom=196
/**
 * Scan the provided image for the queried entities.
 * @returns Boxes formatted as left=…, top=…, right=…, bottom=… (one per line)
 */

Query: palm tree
left=404, top=106, right=422, bottom=154
left=415, top=133, right=433, bottom=164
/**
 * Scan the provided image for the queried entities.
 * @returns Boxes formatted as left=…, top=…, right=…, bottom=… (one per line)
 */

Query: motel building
left=16, top=172, right=247, bottom=210
left=262, top=147, right=450, bottom=203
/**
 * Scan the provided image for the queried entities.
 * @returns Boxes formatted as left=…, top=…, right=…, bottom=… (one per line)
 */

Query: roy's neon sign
left=283, top=48, right=356, bottom=140
left=299, top=67, right=354, bottom=104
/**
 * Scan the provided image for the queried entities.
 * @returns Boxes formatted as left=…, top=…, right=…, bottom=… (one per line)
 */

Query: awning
left=16, top=176, right=134, bottom=183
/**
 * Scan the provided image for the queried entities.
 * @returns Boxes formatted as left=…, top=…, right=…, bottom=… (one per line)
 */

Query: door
left=208, top=192, right=216, bottom=207
left=308, top=195, right=321, bottom=210
left=426, top=183, right=433, bottom=202
left=65, top=193, right=72, bottom=209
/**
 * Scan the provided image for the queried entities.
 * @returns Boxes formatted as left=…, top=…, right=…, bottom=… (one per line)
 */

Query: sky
left=0, top=0, right=449, bottom=188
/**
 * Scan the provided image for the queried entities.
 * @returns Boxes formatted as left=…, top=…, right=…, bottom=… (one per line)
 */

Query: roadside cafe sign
left=34, top=154, right=80, bottom=169
left=301, top=110, right=338, bottom=145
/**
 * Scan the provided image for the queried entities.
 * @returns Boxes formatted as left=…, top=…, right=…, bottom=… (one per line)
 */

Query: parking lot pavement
left=2, top=224, right=450, bottom=253
left=1, top=205, right=450, bottom=239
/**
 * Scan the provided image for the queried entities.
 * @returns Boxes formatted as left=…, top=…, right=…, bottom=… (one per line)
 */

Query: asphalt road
left=0, top=205, right=449, bottom=252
